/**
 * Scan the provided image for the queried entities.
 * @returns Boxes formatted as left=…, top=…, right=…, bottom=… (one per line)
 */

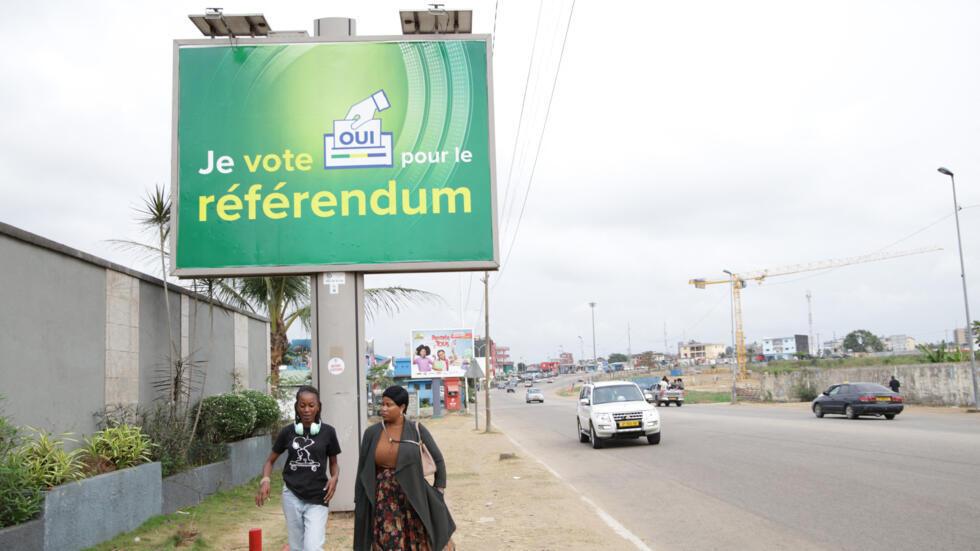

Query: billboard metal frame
left=170, top=34, right=499, bottom=277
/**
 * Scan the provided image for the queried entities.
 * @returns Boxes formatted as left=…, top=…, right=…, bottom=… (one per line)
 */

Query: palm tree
left=236, top=276, right=439, bottom=390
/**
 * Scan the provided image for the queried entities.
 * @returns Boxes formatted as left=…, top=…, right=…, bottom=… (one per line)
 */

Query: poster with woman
left=410, top=329, right=474, bottom=378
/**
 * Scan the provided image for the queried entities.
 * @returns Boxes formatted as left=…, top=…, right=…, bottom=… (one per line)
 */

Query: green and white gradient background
left=175, top=39, right=493, bottom=271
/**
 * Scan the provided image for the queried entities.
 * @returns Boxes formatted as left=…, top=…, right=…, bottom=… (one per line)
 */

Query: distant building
left=821, top=338, right=844, bottom=356
left=762, top=335, right=809, bottom=360
left=678, top=341, right=726, bottom=365
left=954, top=327, right=971, bottom=349
left=884, top=334, right=917, bottom=353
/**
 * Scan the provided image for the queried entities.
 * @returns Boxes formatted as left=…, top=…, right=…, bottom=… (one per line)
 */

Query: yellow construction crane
left=689, top=246, right=942, bottom=379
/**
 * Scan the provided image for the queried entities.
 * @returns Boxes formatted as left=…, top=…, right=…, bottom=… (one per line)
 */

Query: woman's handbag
left=414, top=421, right=437, bottom=477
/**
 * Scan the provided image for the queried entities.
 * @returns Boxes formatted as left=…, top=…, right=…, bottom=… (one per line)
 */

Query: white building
left=762, top=335, right=809, bottom=360
left=885, top=334, right=917, bottom=353
left=677, top=341, right=726, bottom=365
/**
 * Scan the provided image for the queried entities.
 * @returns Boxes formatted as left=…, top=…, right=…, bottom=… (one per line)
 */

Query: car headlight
left=596, top=413, right=612, bottom=424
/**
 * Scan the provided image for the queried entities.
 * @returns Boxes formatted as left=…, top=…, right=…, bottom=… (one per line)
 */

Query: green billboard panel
left=171, top=36, right=497, bottom=276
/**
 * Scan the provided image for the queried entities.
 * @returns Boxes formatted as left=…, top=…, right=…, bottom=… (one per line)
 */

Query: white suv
left=577, top=381, right=661, bottom=448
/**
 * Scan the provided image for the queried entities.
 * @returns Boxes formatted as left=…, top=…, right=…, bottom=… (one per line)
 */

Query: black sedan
left=812, top=383, right=904, bottom=420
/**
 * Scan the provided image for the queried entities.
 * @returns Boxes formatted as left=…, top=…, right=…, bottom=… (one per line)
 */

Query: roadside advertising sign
left=411, top=329, right=475, bottom=379
left=540, top=361, right=559, bottom=372
left=171, top=36, right=497, bottom=276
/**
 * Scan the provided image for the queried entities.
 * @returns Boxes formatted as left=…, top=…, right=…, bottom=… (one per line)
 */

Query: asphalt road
left=487, top=378, right=980, bottom=550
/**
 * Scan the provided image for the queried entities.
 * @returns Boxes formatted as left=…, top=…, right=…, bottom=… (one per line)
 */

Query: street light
left=578, top=335, right=585, bottom=369
left=589, top=302, right=598, bottom=369
left=938, top=167, right=979, bottom=410
left=723, top=269, right=738, bottom=404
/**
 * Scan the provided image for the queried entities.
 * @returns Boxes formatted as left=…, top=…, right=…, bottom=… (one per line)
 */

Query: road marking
left=499, top=429, right=654, bottom=551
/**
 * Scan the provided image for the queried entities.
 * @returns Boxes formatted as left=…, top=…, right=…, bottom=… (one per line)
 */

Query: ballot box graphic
left=324, top=90, right=393, bottom=169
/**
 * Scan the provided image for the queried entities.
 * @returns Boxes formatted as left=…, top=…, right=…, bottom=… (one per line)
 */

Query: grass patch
left=87, top=473, right=287, bottom=551
left=758, top=354, right=941, bottom=374
left=683, top=391, right=731, bottom=404
left=556, top=385, right=581, bottom=398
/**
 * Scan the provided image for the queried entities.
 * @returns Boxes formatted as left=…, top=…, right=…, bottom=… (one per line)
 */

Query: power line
left=495, top=0, right=576, bottom=287
left=497, top=2, right=544, bottom=228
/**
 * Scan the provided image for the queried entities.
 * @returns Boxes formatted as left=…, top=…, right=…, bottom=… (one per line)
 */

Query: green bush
left=15, top=429, right=86, bottom=489
left=238, top=390, right=280, bottom=436
left=197, top=393, right=256, bottom=443
left=792, top=380, right=819, bottom=402
left=82, top=425, right=153, bottom=475
left=0, top=456, right=43, bottom=528
left=0, top=400, right=18, bottom=457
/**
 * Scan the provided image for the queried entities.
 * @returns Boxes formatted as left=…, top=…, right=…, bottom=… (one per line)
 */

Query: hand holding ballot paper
left=324, top=90, right=393, bottom=169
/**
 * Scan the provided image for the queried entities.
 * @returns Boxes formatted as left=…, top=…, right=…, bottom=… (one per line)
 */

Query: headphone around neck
left=295, top=422, right=321, bottom=436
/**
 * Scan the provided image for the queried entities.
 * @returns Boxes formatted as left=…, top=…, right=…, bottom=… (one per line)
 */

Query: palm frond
left=136, top=184, right=171, bottom=239
left=365, top=286, right=443, bottom=321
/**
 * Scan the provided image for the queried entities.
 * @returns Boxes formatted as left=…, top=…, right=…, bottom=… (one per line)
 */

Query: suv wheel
left=647, top=432, right=661, bottom=445
left=577, top=419, right=589, bottom=443
left=589, top=423, right=604, bottom=449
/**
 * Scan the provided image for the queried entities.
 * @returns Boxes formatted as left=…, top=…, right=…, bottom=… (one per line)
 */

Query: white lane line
left=499, top=428, right=654, bottom=551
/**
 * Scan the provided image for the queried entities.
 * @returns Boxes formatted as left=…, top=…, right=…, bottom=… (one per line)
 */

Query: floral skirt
left=373, top=468, right=431, bottom=551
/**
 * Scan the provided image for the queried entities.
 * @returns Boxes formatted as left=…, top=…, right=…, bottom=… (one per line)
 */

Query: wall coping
left=0, top=221, right=267, bottom=323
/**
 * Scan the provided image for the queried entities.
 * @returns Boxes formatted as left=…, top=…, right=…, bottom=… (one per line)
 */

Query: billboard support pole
left=309, top=17, right=363, bottom=513
left=484, top=272, right=492, bottom=433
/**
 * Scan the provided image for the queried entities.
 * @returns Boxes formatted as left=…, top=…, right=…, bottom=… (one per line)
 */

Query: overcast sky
left=2, top=1, right=979, bottom=363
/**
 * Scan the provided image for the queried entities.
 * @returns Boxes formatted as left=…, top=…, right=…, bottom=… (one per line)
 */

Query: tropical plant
left=367, top=360, right=394, bottom=395
left=917, top=341, right=963, bottom=363
left=14, top=429, right=86, bottom=490
left=82, top=425, right=154, bottom=475
left=0, top=397, right=17, bottom=458
left=238, top=390, right=280, bottom=436
left=196, top=394, right=257, bottom=443
left=0, top=456, right=43, bottom=528
left=608, top=353, right=629, bottom=363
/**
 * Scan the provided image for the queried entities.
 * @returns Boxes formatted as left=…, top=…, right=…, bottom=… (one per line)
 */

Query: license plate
left=618, top=420, right=640, bottom=428
left=669, top=397, right=677, bottom=400
left=876, top=397, right=890, bottom=402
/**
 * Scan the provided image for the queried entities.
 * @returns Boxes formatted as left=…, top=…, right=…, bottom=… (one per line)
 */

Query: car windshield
left=854, top=383, right=891, bottom=393
left=592, top=385, right=645, bottom=404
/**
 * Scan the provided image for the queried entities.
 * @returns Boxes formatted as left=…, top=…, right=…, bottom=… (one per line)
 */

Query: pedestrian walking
left=354, top=385, right=455, bottom=550
left=889, top=375, right=901, bottom=393
left=256, top=385, right=342, bottom=551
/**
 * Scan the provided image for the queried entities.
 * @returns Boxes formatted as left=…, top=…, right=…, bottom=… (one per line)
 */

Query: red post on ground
left=249, top=528, right=262, bottom=551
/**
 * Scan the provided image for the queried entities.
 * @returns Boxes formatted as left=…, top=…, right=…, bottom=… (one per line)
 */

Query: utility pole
left=806, top=290, right=814, bottom=356
left=483, top=272, right=492, bottom=432
left=627, top=322, right=633, bottom=369
left=589, top=302, right=597, bottom=368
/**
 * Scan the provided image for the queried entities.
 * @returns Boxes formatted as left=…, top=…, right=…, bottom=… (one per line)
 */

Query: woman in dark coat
left=354, top=385, right=455, bottom=550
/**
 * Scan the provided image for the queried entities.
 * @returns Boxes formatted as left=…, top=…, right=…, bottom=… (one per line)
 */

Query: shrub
left=0, top=457, right=43, bottom=528
left=0, top=400, right=18, bottom=458
left=792, top=380, right=819, bottom=402
left=238, top=390, right=280, bottom=436
left=82, top=425, right=153, bottom=475
left=15, top=429, right=86, bottom=490
left=197, top=393, right=256, bottom=443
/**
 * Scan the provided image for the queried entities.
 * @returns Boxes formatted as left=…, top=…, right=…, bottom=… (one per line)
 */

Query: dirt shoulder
left=90, top=413, right=626, bottom=550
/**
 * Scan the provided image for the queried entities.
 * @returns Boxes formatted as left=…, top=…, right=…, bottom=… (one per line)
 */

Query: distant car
left=526, top=388, right=544, bottom=403
left=524, top=381, right=533, bottom=387
left=506, top=387, right=516, bottom=393
left=577, top=381, right=661, bottom=448
left=812, top=383, right=904, bottom=420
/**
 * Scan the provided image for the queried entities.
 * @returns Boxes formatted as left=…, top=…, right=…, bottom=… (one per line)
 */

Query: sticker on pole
left=327, top=357, right=345, bottom=375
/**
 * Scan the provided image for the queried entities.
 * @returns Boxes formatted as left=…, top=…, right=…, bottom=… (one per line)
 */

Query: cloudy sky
left=2, top=1, right=979, bottom=363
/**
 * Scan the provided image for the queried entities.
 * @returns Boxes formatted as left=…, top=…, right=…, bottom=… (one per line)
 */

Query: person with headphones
left=256, top=385, right=341, bottom=551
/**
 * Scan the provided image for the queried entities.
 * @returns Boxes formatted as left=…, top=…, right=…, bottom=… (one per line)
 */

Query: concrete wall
left=0, top=233, right=107, bottom=436
left=0, top=222, right=270, bottom=439
left=43, top=462, right=162, bottom=551
left=759, top=363, right=976, bottom=406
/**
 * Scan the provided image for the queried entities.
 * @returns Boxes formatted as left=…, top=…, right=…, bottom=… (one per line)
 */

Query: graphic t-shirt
left=272, top=423, right=341, bottom=504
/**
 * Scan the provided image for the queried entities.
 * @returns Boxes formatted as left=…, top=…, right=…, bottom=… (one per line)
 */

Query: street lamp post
left=938, top=167, right=979, bottom=411
left=723, top=269, right=738, bottom=404
left=578, top=335, right=585, bottom=369
left=589, top=302, right=598, bottom=369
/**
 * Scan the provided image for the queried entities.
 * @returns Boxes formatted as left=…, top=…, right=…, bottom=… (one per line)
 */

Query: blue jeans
left=282, top=486, right=329, bottom=551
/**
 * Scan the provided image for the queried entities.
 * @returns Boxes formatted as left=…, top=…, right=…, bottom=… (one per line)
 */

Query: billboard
left=171, top=36, right=497, bottom=276
left=411, top=329, right=474, bottom=379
